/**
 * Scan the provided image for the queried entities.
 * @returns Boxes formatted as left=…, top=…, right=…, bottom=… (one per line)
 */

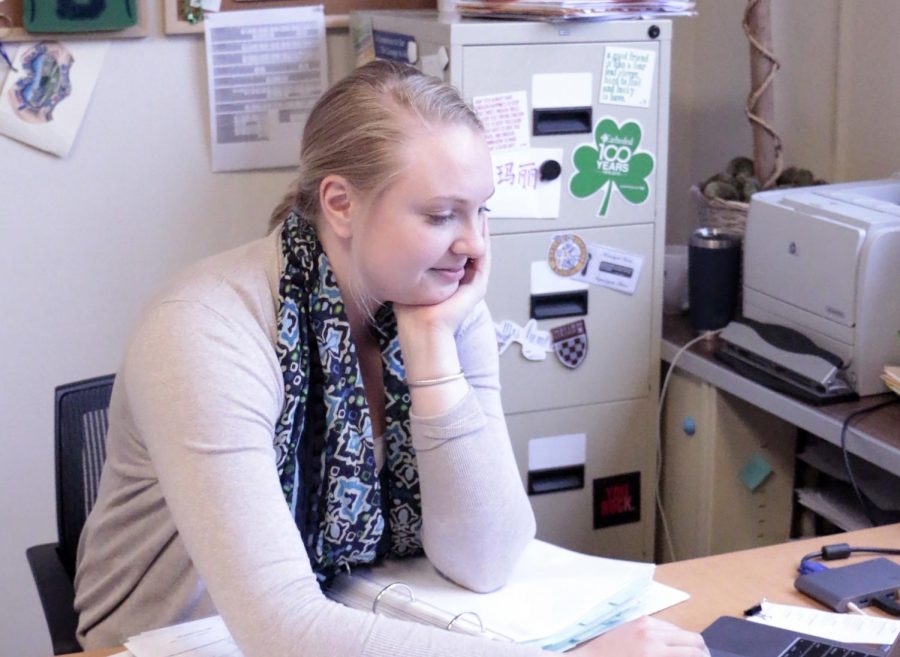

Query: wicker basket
left=690, top=184, right=750, bottom=236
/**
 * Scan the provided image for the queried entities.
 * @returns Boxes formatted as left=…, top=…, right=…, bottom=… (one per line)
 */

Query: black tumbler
left=688, top=227, right=742, bottom=332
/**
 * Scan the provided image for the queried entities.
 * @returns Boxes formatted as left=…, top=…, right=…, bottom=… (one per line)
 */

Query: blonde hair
left=269, top=60, right=483, bottom=231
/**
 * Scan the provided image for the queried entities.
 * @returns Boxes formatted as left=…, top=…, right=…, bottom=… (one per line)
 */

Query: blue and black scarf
left=273, top=212, right=423, bottom=581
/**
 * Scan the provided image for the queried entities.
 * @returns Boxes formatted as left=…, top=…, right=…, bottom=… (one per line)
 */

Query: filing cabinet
left=353, top=11, right=672, bottom=560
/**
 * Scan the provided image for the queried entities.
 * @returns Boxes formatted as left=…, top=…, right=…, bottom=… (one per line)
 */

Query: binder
left=325, top=539, right=672, bottom=650
left=123, top=541, right=689, bottom=657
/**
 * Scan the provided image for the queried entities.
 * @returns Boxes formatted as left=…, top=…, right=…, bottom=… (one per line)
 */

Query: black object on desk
left=688, top=227, right=742, bottom=332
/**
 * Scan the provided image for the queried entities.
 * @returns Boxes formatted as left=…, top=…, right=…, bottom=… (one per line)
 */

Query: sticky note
left=739, top=453, right=773, bottom=492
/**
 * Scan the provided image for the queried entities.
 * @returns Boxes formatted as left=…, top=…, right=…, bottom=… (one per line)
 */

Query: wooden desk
left=662, top=314, right=900, bottom=478
left=654, top=523, right=900, bottom=632
left=62, top=524, right=900, bottom=657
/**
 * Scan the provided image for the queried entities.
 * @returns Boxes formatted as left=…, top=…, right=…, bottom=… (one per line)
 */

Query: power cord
left=839, top=397, right=900, bottom=527
left=656, top=329, right=722, bottom=563
left=798, top=542, right=900, bottom=574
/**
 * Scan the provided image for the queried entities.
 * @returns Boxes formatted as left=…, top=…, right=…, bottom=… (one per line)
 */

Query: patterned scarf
left=274, top=212, right=423, bottom=581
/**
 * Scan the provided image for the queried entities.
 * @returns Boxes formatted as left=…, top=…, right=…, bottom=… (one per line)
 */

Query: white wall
left=666, top=0, right=844, bottom=245
left=0, top=3, right=351, bottom=654
left=3, top=2, right=900, bottom=656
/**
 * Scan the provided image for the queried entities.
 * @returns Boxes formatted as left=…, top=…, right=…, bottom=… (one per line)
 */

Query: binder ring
left=372, top=582, right=415, bottom=613
left=447, top=610, right=484, bottom=634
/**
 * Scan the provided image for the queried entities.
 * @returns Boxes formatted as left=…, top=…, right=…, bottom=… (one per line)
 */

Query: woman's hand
left=393, top=216, right=491, bottom=339
left=571, top=617, right=709, bottom=657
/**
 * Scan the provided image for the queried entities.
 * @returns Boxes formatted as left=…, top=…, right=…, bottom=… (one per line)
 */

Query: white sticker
left=530, top=261, right=589, bottom=296
left=489, top=147, right=563, bottom=219
left=571, top=244, right=644, bottom=295
left=528, top=433, right=587, bottom=471
left=494, top=319, right=552, bottom=361
left=532, top=72, right=592, bottom=109
left=600, top=47, right=656, bottom=108
left=420, top=53, right=443, bottom=78
left=472, top=91, right=529, bottom=151
left=200, top=0, right=222, bottom=11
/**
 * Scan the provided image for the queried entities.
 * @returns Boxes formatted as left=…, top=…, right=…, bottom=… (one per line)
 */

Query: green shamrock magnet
left=569, top=118, right=654, bottom=216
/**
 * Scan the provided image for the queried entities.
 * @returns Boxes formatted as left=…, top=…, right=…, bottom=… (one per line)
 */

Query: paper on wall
left=472, top=90, right=529, bottom=150
left=490, top=147, right=563, bottom=219
left=204, top=6, right=328, bottom=172
left=600, top=47, right=656, bottom=108
left=0, top=40, right=109, bottom=158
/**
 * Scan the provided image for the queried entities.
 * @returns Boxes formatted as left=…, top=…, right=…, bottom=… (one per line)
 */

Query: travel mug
left=688, top=227, right=742, bottom=332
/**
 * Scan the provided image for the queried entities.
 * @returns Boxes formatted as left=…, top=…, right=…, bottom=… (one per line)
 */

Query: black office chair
left=26, top=374, right=115, bottom=655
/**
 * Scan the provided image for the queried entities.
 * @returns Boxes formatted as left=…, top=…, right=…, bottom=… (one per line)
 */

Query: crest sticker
left=551, top=319, right=588, bottom=369
left=548, top=233, right=588, bottom=277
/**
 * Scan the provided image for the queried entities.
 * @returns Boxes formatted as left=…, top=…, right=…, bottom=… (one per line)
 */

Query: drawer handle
left=533, top=106, right=592, bottom=136
left=528, top=465, right=585, bottom=495
left=530, top=290, right=588, bottom=320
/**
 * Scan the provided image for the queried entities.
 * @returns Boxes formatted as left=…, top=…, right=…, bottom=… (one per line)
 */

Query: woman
left=74, top=60, right=707, bottom=657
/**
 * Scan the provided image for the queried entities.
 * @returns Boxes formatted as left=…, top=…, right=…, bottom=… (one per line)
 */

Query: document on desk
left=125, top=616, right=241, bottom=657
left=749, top=600, right=900, bottom=645
left=203, top=5, right=328, bottom=172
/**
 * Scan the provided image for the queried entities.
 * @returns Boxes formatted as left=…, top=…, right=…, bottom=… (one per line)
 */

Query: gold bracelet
left=406, top=371, right=465, bottom=387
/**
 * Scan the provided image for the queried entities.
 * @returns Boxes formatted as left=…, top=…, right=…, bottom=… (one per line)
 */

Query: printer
left=725, top=178, right=900, bottom=398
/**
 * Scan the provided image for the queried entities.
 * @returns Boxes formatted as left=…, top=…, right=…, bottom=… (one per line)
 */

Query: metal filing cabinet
left=352, top=11, right=671, bottom=561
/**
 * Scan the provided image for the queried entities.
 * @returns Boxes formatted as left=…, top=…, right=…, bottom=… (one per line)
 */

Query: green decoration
left=569, top=118, right=655, bottom=216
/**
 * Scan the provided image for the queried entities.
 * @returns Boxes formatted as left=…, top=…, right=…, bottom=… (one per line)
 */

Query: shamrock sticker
left=569, top=118, right=655, bottom=216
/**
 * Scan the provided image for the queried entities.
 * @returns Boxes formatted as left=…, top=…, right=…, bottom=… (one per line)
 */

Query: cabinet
left=660, top=368, right=796, bottom=561
left=355, top=11, right=672, bottom=560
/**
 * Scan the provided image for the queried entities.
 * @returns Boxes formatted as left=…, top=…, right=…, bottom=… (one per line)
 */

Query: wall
left=3, top=2, right=900, bottom=656
left=0, top=3, right=351, bottom=654
left=666, top=0, right=842, bottom=245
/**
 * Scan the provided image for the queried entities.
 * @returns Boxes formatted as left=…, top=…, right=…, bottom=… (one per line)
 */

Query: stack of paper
left=117, top=540, right=689, bottom=656
left=326, top=539, right=689, bottom=651
left=457, top=0, right=696, bottom=23
left=882, top=365, right=900, bottom=396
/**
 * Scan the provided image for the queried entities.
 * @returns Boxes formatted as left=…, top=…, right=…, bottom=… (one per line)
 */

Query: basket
left=690, top=184, right=750, bottom=236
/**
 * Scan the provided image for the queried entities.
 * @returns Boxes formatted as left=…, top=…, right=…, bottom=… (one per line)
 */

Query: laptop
left=702, top=616, right=900, bottom=657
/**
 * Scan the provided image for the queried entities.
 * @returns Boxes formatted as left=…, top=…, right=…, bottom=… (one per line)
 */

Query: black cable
left=839, top=397, right=900, bottom=527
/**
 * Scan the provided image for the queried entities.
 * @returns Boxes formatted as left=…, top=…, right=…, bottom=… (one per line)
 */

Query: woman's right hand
left=570, top=617, right=710, bottom=657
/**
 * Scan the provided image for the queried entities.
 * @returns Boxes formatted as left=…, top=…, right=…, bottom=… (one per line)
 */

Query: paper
left=570, top=243, right=644, bottom=295
left=529, top=433, right=586, bottom=472
left=532, top=72, right=592, bottom=109
left=739, top=453, right=773, bottom=492
left=490, top=147, right=563, bottom=219
left=600, top=47, right=656, bottom=108
left=531, top=260, right=589, bottom=296
left=495, top=318, right=552, bottom=361
left=750, top=600, right=900, bottom=645
left=472, top=91, right=529, bottom=151
left=420, top=53, right=443, bottom=78
left=125, top=615, right=241, bottom=657
left=204, top=6, right=328, bottom=172
left=0, top=40, right=108, bottom=157
left=341, top=539, right=655, bottom=644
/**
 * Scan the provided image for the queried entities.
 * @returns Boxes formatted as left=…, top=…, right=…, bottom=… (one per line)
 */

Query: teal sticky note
left=739, top=453, right=773, bottom=492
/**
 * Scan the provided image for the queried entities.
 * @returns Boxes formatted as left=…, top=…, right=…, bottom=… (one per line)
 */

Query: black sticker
left=593, top=471, right=640, bottom=529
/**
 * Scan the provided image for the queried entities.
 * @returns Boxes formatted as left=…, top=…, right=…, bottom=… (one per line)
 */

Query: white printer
left=736, top=178, right=900, bottom=397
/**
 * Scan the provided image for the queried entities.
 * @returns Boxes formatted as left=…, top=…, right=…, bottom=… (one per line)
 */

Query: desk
left=654, top=523, right=900, bottom=632
left=62, top=525, right=900, bottom=657
left=661, top=314, right=900, bottom=477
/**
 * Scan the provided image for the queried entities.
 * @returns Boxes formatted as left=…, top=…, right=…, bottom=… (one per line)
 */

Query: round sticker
left=548, top=234, right=588, bottom=277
